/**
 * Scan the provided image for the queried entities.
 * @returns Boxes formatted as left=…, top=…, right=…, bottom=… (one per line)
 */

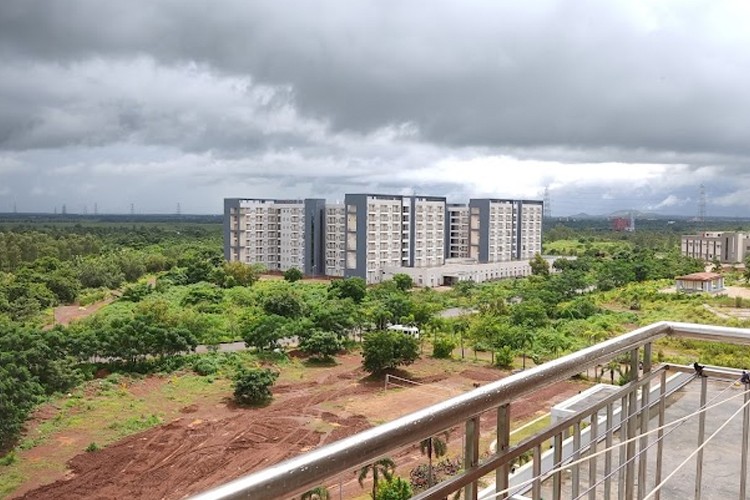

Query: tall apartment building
left=343, top=194, right=446, bottom=283
left=324, top=204, right=346, bottom=277
left=681, top=231, right=750, bottom=263
left=224, top=194, right=543, bottom=284
left=467, top=199, right=543, bottom=263
left=446, top=203, right=470, bottom=259
left=223, top=198, right=325, bottom=275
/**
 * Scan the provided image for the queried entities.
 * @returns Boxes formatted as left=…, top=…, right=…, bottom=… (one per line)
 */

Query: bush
left=192, top=356, right=221, bottom=376
left=375, top=476, right=412, bottom=500
left=233, top=368, right=279, bottom=405
left=85, top=442, right=100, bottom=452
left=362, top=331, right=420, bottom=374
left=300, top=331, right=344, bottom=360
left=283, top=268, right=304, bottom=282
left=432, top=337, right=456, bottom=359
left=494, top=346, right=515, bottom=368
left=0, top=450, right=18, bottom=466
left=392, top=273, right=413, bottom=292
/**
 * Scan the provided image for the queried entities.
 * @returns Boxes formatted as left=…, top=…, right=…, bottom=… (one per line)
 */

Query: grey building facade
left=224, top=197, right=325, bottom=275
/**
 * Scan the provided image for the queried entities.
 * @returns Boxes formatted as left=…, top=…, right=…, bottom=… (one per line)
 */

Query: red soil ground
left=44, top=298, right=114, bottom=330
left=15, top=355, right=585, bottom=500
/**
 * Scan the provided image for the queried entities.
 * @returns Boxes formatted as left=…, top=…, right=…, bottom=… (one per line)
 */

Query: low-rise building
left=681, top=231, right=750, bottom=263
left=675, top=272, right=725, bottom=294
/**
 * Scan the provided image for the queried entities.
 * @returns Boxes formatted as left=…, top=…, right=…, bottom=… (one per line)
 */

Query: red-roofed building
left=675, top=272, right=725, bottom=294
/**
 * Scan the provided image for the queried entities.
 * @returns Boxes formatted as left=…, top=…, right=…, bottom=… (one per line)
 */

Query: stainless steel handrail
left=189, top=321, right=750, bottom=500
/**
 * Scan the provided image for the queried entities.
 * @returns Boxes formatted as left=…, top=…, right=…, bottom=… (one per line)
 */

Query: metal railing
left=190, top=321, right=750, bottom=500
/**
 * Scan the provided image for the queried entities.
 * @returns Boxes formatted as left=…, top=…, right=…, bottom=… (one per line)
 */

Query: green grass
left=0, top=468, right=26, bottom=498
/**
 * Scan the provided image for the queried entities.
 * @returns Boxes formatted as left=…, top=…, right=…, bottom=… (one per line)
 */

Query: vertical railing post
left=496, top=404, right=510, bottom=499
left=638, top=343, right=652, bottom=499
left=588, top=411, right=599, bottom=500
left=553, top=433, right=563, bottom=500
left=625, top=347, right=639, bottom=500
left=464, top=416, right=480, bottom=500
left=654, top=369, right=667, bottom=500
left=695, top=374, right=708, bottom=500
left=532, top=444, right=542, bottom=500
left=741, top=380, right=750, bottom=500
left=618, top=395, right=629, bottom=500
left=605, top=402, right=614, bottom=499
left=572, top=421, right=582, bottom=498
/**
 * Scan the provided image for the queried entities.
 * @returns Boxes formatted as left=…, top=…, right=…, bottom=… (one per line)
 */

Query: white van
left=386, top=324, right=420, bottom=339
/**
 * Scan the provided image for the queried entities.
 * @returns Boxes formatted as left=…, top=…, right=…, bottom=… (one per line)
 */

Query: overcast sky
left=1, top=0, right=750, bottom=216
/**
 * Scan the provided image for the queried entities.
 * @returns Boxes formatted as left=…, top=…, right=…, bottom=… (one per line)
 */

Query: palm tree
left=358, top=457, right=396, bottom=499
left=301, top=486, right=330, bottom=500
left=420, top=431, right=450, bottom=488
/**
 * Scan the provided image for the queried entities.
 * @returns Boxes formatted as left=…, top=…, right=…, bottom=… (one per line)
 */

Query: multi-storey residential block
left=223, top=198, right=325, bottom=275
left=225, top=194, right=543, bottom=285
left=324, top=203, right=346, bottom=277
left=681, top=231, right=750, bottom=263
left=446, top=203, right=470, bottom=259
left=467, top=199, right=543, bottom=263
left=343, top=194, right=447, bottom=283
left=516, top=200, right=543, bottom=260
left=407, top=196, right=446, bottom=268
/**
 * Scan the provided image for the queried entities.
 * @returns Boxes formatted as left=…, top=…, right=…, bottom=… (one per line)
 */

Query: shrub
left=375, top=476, right=412, bottom=500
left=432, top=337, right=456, bottom=359
left=362, top=331, right=419, bottom=374
left=494, top=346, right=515, bottom=368
left=283, top=268, right=304, bottom=282
left=0, top=450, right=18, bottom=466
left=85, top=442, right=100, bottom=452
left=300, top=331, right=344, bottom=360
left=233, top=368, right=279, bottom=405
left=192, top=356, right=221, bottom=376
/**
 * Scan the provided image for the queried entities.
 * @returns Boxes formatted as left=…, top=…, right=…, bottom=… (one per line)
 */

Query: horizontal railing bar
left=667, top=363, right=746, bottom=381
left=189, top=321, right=750, bottom=500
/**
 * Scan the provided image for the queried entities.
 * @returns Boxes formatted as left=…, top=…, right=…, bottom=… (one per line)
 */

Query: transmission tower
left=94, top=202, right=98, bottom=215
left=176, top=202, right=181, bottom=216
left=543, top=185, right=552, bottom=219
left=130, top=203, right=135, bottom=216
left=699, top=183, right=706, bottom=227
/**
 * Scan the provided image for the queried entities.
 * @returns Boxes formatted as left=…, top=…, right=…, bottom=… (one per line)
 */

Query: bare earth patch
left=12, top=354, right=586, bottom=500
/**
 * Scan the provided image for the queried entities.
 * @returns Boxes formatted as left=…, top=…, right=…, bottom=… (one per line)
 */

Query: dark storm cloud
left=2, top=0, right=750, bottom=214
left=3, top=0, right=750, bottom=158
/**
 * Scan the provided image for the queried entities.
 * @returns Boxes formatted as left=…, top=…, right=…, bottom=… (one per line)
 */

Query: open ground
left=6, top=353, right=586, bottom=500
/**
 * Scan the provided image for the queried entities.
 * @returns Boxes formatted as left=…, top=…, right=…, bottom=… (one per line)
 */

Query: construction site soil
left=15, top=355, right=584, bottom=500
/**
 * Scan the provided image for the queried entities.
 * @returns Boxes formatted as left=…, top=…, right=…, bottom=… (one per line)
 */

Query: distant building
left=468, top=199, right=543, bottom=263
left=612, top=217, right=630, bottom=232
left=446, top=203, right=470, bottom=259
left=681, top=231, right=750, bottom=263
left=324, top=203, right=346, bottom=277
left=675, top=272, right=725, bottom=294
left=224, top=193, right=543, bottom=285
left=223, top=198, right=325, bottom=275
left=343, top=194, right=446, bottom=283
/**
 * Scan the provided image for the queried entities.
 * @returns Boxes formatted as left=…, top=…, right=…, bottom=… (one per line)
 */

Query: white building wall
left=410, top=197, right=446, bottom=268
left=325, top=204, right=346, bottom=277
left=488, top=200, right=514, bottom=262
left=275, top=201, right=306, bottom=272
left=364, top=197, right=404, bottom=283
left=517, top=202, right=543, bottom=260
left=447, top=205, right=469, bottom=259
